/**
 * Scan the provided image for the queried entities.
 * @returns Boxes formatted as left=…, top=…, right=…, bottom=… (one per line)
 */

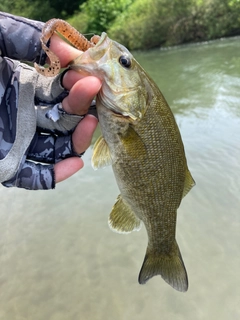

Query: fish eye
left=119, top=55, right=131, bottom=68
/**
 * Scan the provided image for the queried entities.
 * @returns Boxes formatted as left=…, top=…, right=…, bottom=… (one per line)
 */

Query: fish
left=35, top=22, right=195, bottom=291
left=70, top=32, right=195, bottom=292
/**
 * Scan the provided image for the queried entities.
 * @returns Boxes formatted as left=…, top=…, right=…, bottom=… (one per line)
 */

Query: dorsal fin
left=182, top=169, right=195, bottom=198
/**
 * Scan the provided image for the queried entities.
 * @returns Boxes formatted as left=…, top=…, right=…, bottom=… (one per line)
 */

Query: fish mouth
left=94, top=32, right=108, bottom=48
left=87, top=32, right=109, bottom=60
left=71, top=32, right=109, bottom=67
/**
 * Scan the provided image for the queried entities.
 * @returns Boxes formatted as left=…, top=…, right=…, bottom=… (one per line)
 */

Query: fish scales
left=74, top=34, right=195, bottom=292
left=95, top=77, right=191, bottom=292
left=35, top=22, right=195, bottom=292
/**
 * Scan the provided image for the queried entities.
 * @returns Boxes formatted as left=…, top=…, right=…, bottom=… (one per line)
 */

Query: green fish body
left=71, top=33, right=195, bottom=292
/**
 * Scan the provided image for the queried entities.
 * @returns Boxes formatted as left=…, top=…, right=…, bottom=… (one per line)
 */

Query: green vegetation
left=0, top=0, right=84, bottom=20
left=108, top=0, right=240, bottom=49
left=1, top=0, right=240, bottom=49
left=67, top=0, right=133, bottom=35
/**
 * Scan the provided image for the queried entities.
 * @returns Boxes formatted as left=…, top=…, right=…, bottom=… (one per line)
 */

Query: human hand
left=44, top=34, right=101, bottom=184
left=0, top=13, right=103, bottom=189
left=1, top=34, right=101, bottom=190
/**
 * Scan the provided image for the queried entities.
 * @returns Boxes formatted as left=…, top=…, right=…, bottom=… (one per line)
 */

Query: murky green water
left=0, top=37, right=240, bottom=320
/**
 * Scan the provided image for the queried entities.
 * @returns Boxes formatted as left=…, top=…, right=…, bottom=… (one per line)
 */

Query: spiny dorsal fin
left=182, top=169, right=195, bottom=198
left=109, top=195, right=142, bottom=234
left=92, top=135, right=112, bottom=170
left=138, top=240, right=188, bottom=292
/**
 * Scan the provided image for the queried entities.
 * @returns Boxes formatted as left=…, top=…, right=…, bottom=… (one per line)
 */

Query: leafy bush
left=200, top=0, right=240, bottom=39
left=108, top=0, right=154, bottom=49
left=0, top=0, right=84, bottom=21
left=108, top=0, right=194, bottom=49
left=79, top=0, right=133, bottom=34
left=108, top=0, right=240, bottom=49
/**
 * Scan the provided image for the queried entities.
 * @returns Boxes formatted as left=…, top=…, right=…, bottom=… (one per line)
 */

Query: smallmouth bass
left=35, top=22, right=195, bottom=291
left=71, top=33, right=195, bottom=292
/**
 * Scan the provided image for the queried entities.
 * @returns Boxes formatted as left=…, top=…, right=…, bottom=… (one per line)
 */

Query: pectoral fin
left=182, top=169, right=195, bottom=198
left=92, top=135, right=112, bottom=170
left=121, top=126, right=147, bottom=159
left=109, top=195, right=142, bottom=234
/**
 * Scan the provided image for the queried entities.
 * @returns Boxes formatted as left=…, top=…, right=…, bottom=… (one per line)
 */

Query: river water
left=0, top=37, right=239, bottom=320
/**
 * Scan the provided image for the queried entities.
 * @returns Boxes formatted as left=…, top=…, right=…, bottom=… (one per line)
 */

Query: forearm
left=0, top=11, right=46, bottom=63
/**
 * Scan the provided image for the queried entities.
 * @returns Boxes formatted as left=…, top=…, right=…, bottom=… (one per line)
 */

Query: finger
left=49, top=34, right=83, bottom=67
left=54, top=157, right=84, bottom=183
left=62, top=75, right=102, bottom=115
left=72, top=114, right=98, bottom=154
left=62, top=69, right=90, bottom=90
left=62, top=69, right=86, bottom=90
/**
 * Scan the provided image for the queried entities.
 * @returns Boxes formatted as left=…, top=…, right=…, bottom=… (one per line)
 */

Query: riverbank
left=68, top=0, right=240, bottom=50
left=2, top=0, right=240, bottom=51
left=108, top=0, right=240, bottom=50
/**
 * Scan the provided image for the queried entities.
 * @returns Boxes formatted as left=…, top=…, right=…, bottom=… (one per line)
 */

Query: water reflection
left=0, top=37, right=239, bottom=320
left=135, top=36, right=240, bottom=116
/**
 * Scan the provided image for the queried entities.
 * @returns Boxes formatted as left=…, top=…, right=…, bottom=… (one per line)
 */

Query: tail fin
left=138, top=240, right=188, bottom=292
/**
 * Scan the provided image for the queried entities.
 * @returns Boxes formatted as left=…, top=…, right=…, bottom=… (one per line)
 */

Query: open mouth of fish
left=94, top=32, right=108, bottom=47
left=76, top=32, right=142, bottom=122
